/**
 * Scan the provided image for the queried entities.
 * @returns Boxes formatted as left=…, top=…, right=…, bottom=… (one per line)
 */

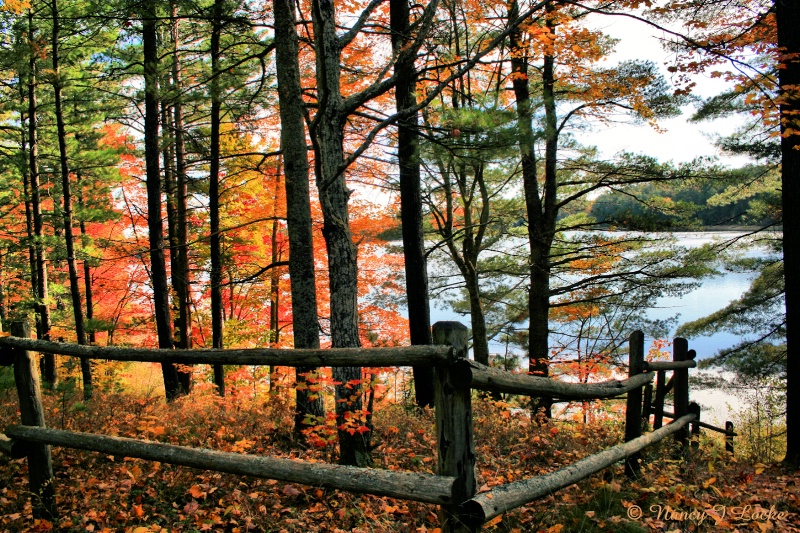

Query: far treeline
left=0, top=0, right=796, bottom=468
left=587, top=166, right=781, bottom=230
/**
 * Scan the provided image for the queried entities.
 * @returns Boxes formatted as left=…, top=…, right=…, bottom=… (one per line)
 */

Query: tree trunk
left=312, top=0, right=370, bottom=466
left=142, top=2, right=181, bottom=400
left=520, top=2, right=558, bottom=418
left=273, top=0, right=326, bottom=437
left=163, top=98, right=193, bottom=392
left=52, top=0, right=93, bottom=399
left=268, top=187, right=280, bottom=389
left=209, top=0, right=226, bottom=396
left=390, top=0, right=435, bottom=408
left=776, top=0, right=800, bottom=467
left=76, top=176, right=96, bottom=345
left=27, top=9, right=56, bottom=386
left=20, top=111, right=39, bottom=334
left=465, top=268, right=490, bottom=366
left=0, top=250, right=5, bottom=330
left=170, top=0, right=193, bottom=374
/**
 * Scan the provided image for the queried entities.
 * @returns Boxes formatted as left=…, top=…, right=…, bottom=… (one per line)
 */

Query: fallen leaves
left=1, top=386, right=799, bottom=532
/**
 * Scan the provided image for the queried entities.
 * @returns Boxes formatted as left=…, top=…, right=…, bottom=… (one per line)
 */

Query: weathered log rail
left=4, top=425, right=457, bottom=504
left=462, top=413, right=697, bottom=527
left=0, top=335, right=452, bottom=367
left=453, top=358, right=655, bottom=400
left=0, top=322, right=734, bottom=532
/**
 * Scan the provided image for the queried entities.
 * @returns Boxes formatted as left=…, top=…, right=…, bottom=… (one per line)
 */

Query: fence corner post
left=673, top=338, right=690, bottom=448
left=625, top=330, right=645, bottom=478
left=725, top=421, right=735, bottom=455
left=653, top=369, right=666, bottom=430
left=689, top=402, right=701, bottom=450
left=432, top=321, right=476, bottom=533
left=642, top=382, right=653, bottom=431
left=10, top=321, right=57, bottom=520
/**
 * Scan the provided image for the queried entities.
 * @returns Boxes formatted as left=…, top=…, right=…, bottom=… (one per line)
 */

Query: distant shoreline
left=594, top=225, right=782, bottom=233
left=695, top=225, right=782, bottom=232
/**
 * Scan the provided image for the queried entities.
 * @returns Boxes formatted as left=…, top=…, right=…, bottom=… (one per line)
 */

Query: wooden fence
left=0, top=321, right=735, bottom=532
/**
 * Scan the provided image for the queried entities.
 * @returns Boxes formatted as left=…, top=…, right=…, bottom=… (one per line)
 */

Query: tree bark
left=142, top=2, right=181, bottom=400
left=311, top=0, right=371, bottom=466
left=0, top=251, right=5, bottom=330
left=390, top=0, right=435, bottom=408
left=20, top=105, right=39, bottom=338
left=51, top=0, right=93, bottom=399
left=76, top=176, right=95, bottom=345
left=776, top=0, right=800, bottom=467
left=524, top=4, right=559, bottom=418
left=273, top=0, right=327, bottom=436
left=209, top=0, right=226, bottom=396
left=170, top=0, right=193, bottom=361
left=163, top=7, right=192, bottom=394
left=27, top=9, right=56, bottom=386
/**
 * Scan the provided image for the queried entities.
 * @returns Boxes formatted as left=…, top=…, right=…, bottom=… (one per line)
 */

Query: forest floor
left=0, top=363, right=798, bottom=533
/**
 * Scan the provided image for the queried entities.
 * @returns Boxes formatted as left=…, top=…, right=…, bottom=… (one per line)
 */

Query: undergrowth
left=0, top=364, right=798, bottom=532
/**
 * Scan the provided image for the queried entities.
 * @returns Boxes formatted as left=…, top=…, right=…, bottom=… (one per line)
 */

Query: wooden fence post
left=689, top=402, right=701, bottom=450
left=625, top=330, right=645, bottom=478
left=10, top=321, right=57, bottom=520
left=725, top=421, right=735, bottom=455
left=653, top=370, right=666, bottom=430
left=642, top=383, right=653, bottom=430
left=432, top=321, right=476, bottom=533
left=673, top=338, right=690, bottom=448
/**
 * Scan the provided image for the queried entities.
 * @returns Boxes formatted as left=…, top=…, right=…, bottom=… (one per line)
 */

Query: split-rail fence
left=0, top=321, right=735, bottom=532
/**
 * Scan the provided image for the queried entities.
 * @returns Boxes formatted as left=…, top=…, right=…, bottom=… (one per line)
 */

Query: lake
left=423, top=231, right=777, bottom=363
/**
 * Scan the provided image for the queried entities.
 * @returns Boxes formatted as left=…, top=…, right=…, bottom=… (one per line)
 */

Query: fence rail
left=454, top=358, right=655, bottom=399
left=0, top=321, right=733, bottom=532
left=4, top=425, right=457, bottom=504
left=462, top=413, right=697, bottom=527
left=0, top=335, right=452, bottom=367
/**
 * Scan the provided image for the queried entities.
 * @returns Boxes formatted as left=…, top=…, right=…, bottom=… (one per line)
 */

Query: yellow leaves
left=230, top=437, right=255, bottom=453
left=1, top=0, right=30, bottom=14
left=754, top=463, right=768, bottom=475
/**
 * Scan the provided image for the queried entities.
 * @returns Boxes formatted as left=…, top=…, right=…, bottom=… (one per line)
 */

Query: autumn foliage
left=1, top=368, right=798, bottom=532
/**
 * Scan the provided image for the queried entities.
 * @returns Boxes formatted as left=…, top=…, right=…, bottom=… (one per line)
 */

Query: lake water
left=423, top=231, right=776, bottom=363
left=419, top=231, right=778, bottom=423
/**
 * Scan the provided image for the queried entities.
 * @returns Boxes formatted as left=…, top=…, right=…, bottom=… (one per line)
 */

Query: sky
left=574, top=12, right=750, bottom=166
